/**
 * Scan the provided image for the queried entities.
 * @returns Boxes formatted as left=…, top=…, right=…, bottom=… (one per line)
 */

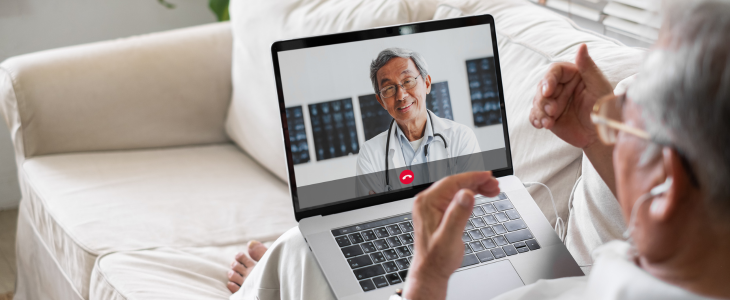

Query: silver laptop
left=270, top=14, right=583, bottom=300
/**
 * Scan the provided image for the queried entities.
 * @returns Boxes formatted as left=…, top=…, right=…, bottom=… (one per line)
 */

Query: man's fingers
left=435, top=189, right=475, bottom=240
left=541, top=62, right=579, bottom=98
left=424, top=172, right=495, bottom=203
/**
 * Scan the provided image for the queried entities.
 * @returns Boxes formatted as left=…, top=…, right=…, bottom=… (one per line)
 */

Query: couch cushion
left=20, top=144, right=296, bottom=299
left=225, top=0, right=438, bottom=182
left=90, top=246, right=240, bottom=300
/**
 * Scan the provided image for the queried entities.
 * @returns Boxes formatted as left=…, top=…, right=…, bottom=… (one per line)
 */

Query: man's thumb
left=575, top=44, right=603, bottom=84
left=440, top=189, right=474, bottom=236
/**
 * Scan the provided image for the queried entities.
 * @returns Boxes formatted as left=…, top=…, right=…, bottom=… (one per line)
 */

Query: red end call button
left=399, top=170, right=414, bottom=185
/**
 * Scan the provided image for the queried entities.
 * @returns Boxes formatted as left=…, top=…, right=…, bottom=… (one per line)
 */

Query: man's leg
left=230, top=227, right=336, bottom=300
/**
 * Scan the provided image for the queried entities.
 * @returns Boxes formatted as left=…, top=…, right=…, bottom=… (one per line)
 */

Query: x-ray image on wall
left=358, top=81, right=453, bottom=141
left=309, top=98, right=360, bottom=161
left=285, top=106, right=310, bottom=165
left=466, top=57, right=502, bottom=127
left=426, top=81, right=454, bottom=121
left=358, top=94, right=392, bottom=141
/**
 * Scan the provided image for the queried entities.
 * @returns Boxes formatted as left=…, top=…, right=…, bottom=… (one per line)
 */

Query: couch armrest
left=0, top=22, right=232, bottom=160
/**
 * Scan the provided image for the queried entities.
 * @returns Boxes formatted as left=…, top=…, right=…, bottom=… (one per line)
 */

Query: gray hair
left=629, top=0, right=730, bottom=221
left=370, top=48, right=429, bottom=95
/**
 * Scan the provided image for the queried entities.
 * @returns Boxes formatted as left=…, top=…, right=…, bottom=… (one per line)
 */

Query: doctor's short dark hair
left=370, top=48, right=430, bottom=96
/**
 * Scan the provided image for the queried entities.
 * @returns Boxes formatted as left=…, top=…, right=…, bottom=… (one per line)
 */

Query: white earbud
left=650, top=177, right=673, bottom=196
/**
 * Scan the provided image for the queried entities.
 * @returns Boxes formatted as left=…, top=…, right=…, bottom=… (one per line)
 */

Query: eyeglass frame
left=377, top=74, right=422, bottom=99
left=590, top=93, right=700, bottom=188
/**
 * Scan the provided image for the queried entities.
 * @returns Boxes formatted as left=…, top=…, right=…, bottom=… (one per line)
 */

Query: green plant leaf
left=209, top=0, right=230, bottom=22
left=157, top=0, right=176, bottom=9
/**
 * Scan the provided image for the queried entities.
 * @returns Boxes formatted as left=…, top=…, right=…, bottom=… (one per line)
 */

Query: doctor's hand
left=403, top=172, right=500, bottom=300
left=529, top=44, right=613, bottom=149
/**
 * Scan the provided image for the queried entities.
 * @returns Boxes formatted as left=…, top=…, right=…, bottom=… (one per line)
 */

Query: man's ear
left=425, top=75, right=432, bottom=94
left=375, top=94, right=387, bottom=110
left=651, top=147, right=691, bottom=221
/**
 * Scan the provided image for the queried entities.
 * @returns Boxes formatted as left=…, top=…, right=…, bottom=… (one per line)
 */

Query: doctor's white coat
left=355, top=114, right=482, bottom=195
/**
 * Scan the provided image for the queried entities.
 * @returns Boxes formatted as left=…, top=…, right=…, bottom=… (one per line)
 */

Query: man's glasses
left=378, top=75, right=421, bottom=99
left=590, top=93, right=650, bottom=145
left=591, top=93, right=700, bottom=187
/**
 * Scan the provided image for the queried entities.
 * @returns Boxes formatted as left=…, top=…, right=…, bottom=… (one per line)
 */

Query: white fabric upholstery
left=225, top=0, right=438, bottom=182
left=15, top=144, right=296, bottom=299
left=0, top=22, right=232, bottom=159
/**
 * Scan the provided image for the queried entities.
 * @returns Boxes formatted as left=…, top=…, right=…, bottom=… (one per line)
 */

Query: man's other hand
left=404, top=172, right=500, bottom=300
left=529, top=44, right=614, bottom=149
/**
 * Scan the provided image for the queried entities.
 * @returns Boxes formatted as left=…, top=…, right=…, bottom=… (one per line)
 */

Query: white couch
left=0, top=0, right=644, bottom=299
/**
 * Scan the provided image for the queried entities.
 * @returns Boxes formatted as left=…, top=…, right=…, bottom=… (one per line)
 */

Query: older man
left=228, top=1, right=730, bottom=299
left=356, top=48, right=481, bottom=193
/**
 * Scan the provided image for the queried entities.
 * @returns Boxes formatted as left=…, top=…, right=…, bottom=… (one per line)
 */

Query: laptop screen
left=272, top=16, right=512, bottom=217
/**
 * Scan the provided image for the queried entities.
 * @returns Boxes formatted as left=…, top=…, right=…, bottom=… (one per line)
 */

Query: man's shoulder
left=360, top=130, right=389, bottom=156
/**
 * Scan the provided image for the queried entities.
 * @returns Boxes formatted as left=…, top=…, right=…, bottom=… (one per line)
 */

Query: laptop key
left=353, top=264, right=386, bottom=280
left=472, top=206, right=486, bottom=217
left=492, top=224, right=507, bottom=235
left=494, top=236, right=508, bottom=246
left=464, top=244, right=473, bottom=254
left=484, top=214, right=499, bottom=225
left=504, top=219, right=527, bottom=232
left=468, top=229, right=485, bottom=240
left=386, top=273, right=403, bottom=285
left=494, top=200, right=515, bottom=211
left=504, top=230, right=535, bottom=244
left=494, top=212, right=509, bottom=223
left=371, top=252, right=386, bottom=263
left=359, top=279, right=376, bottom=292
left=399, top=222, right=414, bottom=233
left=465, top=220, right=474, bottom=230
left=335, top=236, right=351, bottom=247
left=481, top=238, right=497, bottom=249
left=469, top=241, right=485, bottom=252
left=347, top=255, right=373, bottom=269
left=407, top=244, right=415, bottom=254
left=503, top=245, right=518, bottom=256
left=462, top=232, right=472, bottom=242
left=382, top=249, right=398, bottom=260
left=525, top=239, right=541, bottom=250
left=395, top=258, right=410, bottom=270
left=349, top=233, right=364, bottom=244
left=491, top=248, right=507, bottom=259
left=373, top=239, right=390, bottom=250
left=461, top=254, right=479, bottom=268
left=399, top=270, right=409, bottom=281
left=399, top=233, right=414, bottom=245
left=361, top=230, right=376, bottom=241
left=482, top=203, right=497, bottom=214
left=475, top=250, right=495, bottom=262
left=341, top=245, right=364, bottom=258
left=361, top=242, right=377, bottom=253
left=505, top=209, right=521, bottom=220
left=383, top=261, right=398, bottom=273
left=387, top=225, right=403, bottom=235
left=372, top=276, right=389, bottom=288
left=374, top=227, right=390, bottom=238
left=471, top=217, right=487, bottom=228
left=395, top=246, right=411, bottom=258
left=480, top=227, right=496, bottom=237
left=386, top=236, right=402, bottom=247
left=516, top=246, right=529, bottom=253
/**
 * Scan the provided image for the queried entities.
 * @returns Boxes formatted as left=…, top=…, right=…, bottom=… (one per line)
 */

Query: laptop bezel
left=270, top=14, right=514, bottom=221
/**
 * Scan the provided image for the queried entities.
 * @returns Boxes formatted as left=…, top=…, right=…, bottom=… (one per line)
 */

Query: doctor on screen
left=356, top=48, right=482, bottom=193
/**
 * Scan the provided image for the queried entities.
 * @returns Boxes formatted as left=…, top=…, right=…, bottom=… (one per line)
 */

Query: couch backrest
left=0, top=22, right=233, bottom=159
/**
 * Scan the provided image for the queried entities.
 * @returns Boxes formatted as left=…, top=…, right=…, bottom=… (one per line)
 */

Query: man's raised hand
left=403, top=172, right=500, bottom=300
left=529, top=44, right=614, bottom=149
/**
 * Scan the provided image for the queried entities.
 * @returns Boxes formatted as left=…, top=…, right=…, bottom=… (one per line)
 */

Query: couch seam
left=0, top=65, right=32, bottom=159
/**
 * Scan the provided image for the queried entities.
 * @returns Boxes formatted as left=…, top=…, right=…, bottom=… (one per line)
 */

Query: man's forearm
left=583, top=142, right=617, bottom=196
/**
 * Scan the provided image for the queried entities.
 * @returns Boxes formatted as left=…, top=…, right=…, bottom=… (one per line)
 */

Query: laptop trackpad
left=446, top=260, right=524, bottom=300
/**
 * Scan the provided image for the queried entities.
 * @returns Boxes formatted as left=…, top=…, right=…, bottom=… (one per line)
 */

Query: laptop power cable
left=522, top=182, right=566, bottom=242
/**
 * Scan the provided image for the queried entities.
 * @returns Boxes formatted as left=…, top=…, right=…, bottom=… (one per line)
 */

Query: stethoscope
left=384, top=110, right=448, bottom=190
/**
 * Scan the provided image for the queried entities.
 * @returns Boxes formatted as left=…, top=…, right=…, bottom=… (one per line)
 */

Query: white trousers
left=230, top=227, right=336, bottom=300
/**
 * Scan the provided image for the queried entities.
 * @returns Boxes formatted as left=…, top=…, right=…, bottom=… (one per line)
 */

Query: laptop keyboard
left=330, top=193, right=541, bottom=292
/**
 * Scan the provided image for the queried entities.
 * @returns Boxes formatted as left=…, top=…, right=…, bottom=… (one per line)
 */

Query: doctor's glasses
left=378, top=75, right=422, bottom=99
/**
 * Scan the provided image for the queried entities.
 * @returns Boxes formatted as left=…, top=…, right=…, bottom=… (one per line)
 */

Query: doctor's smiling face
left=374, top=56, right=432, bottom=140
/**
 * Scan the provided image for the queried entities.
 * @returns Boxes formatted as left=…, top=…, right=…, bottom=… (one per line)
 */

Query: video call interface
left=277, top=24, right=509, bottom=210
